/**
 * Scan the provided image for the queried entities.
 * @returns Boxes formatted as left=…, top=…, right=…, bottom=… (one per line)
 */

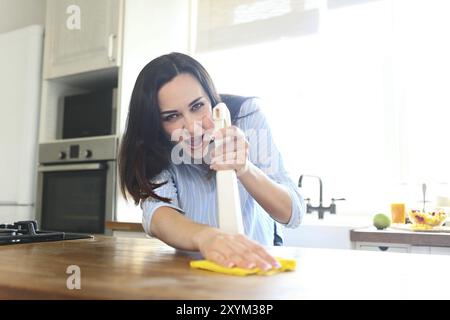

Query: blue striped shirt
left=141, top=98, right=305, bottom=246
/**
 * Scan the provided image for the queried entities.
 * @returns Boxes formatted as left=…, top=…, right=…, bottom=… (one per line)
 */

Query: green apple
left=373, top=213, right=391, bottom=230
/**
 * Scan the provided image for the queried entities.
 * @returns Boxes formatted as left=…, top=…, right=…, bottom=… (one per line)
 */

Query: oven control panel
left=38, top=136, right=118, bottom=163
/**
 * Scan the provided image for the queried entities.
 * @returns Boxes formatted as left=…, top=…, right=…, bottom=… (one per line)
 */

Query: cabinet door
left=410, top=246, right=431, bottom=254
left=44, top=0, right=122, bottom=79
left=430, top=247, right=450, bottom=255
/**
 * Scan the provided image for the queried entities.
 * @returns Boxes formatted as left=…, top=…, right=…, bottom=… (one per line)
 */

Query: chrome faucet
left=298, top=175, right=345, bottom=219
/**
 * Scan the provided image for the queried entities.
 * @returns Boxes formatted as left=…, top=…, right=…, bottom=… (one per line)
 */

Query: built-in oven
left=36, top=136, right=117, bottom=234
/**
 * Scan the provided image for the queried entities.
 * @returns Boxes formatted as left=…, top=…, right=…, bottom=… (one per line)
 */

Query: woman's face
left=157, top=73, right=215, bottom=160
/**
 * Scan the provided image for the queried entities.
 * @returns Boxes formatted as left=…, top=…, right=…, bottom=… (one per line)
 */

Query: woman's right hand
left=194, top=227, right=280, bottom=271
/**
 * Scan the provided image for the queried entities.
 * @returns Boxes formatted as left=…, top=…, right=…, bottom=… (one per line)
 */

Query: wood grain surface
left=2, top=236, right=450, bottom=299
left=105, top=221, right=144, bottom=232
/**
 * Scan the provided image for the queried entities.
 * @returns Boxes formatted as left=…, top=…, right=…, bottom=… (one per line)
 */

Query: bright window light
left=194, top=0, right=450, bottom=215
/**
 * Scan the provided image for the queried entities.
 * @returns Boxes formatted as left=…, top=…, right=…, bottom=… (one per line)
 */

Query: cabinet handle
left=108, top=34, right=116, bottom=62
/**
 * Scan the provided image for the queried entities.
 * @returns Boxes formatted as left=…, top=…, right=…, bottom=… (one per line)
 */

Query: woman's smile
left=184, top=134, right=205, bottom=150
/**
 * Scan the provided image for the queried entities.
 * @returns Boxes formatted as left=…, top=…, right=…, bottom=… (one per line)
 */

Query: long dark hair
left=119, top=52, right=256, bottom=205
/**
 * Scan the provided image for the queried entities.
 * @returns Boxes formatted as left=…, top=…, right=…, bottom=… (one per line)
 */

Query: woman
left=119, top=52, right=304, bottom=271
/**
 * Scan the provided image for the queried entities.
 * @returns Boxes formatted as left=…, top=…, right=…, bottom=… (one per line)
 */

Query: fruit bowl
left=408, top=209, right=448, bottom=230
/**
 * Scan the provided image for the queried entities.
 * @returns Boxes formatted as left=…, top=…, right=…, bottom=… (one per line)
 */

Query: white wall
left=0, top=0, right=46, bottom=34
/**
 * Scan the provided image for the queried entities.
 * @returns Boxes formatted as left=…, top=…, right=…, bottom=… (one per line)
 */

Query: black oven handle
left=38, top=163, right=105, bottom=172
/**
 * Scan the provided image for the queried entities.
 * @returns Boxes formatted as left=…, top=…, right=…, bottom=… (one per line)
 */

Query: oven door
left=36, top=161, right=115, bottom=234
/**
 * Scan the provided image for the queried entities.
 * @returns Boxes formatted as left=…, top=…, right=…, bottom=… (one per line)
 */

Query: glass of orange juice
left=391, top=203, right=406, bottom=224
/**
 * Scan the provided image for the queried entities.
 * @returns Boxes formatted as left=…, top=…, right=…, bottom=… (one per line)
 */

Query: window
left=193, top=0, right=450, bottom=215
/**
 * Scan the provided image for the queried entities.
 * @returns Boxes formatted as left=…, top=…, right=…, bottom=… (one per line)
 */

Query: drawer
left=358, top=245, right=409, bottom=253
left=430, top=247, right=450, bottom=255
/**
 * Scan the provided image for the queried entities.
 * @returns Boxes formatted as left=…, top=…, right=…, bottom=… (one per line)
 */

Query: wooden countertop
left=351, top=226, right=450, bottom=247
left=105, top=221, right=144, bottom=232
left=2, top=236, right=450, bottom=299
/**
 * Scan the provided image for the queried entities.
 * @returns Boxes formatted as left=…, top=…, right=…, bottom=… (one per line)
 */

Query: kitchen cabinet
left=354, top=242, right=433, bottom=254
left=38, top=0, right=190, bottom=222
left=355, top=242, right=450, bottom=255
left=43, top=0, right=123, bottom=79
left=430, top=247, right=450, bottom=255
left=356, top=243, right=409, bottom=253
left=409, top=246, right=431, bottom=254
left=39, top=0, right=189, bottom=142
left=351, top=227, right=450, bottom=255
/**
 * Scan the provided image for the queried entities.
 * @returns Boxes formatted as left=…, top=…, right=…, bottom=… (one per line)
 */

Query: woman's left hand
left=210, top=126, right=249, bottom=176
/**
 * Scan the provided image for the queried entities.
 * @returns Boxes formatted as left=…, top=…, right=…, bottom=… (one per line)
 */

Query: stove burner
left=0, top=229, right=18, bottom=236
left=0, top=220, right=92, bottom=245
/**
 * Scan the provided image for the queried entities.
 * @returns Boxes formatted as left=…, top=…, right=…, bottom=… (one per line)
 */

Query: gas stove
left=0, top=220, right=92, bottom=245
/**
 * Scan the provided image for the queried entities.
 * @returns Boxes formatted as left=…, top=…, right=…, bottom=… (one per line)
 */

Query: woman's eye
left=163, top=114, right=179, bottom=122
left=191, top=102, right=204, bottom=112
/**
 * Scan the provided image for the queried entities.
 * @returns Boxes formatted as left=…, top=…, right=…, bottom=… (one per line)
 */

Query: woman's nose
left=184, top=116, right=203, bottom=136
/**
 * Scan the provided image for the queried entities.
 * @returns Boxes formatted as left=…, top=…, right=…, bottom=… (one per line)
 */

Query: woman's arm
left=210, top=127, right=294, bottom=224
left=237, top=162, right=292, bottom=224
left=143, top=169, right=279, bottom=269
left=150, top=206, right=279, bottom=270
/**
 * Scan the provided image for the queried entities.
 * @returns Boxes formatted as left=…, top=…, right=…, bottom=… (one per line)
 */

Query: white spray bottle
left=212, top=103, right=244, bottom=234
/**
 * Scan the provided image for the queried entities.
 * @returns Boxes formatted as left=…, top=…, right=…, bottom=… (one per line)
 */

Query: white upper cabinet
left=44, top=0, right=122, bottom=79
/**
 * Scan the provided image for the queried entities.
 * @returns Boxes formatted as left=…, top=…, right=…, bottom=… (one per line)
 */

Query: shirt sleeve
left=236, top=98, right=306, bottom=229
left=141, top=169, right=184, bottom=236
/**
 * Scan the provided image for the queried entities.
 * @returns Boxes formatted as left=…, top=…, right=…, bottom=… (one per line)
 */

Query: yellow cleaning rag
left=190, top=257, right=296, bottom=276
